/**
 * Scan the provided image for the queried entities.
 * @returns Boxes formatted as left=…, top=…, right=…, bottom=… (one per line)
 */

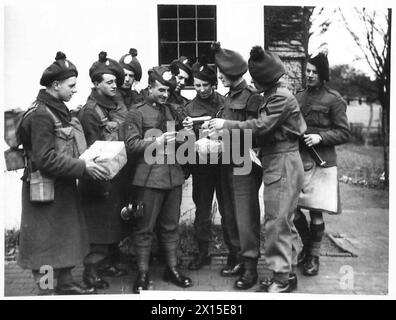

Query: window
left=158, top=4, right=217, bottom=68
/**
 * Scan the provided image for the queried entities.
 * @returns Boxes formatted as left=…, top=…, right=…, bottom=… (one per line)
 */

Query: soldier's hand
left=208, top=128, right=224, bottom=139
left=182, top=117, right=193, bottom=131
left=304, top=134, right=322, bottom=147
left=85, top=160, right=109, bottom=181
left=201, top=121, right=210, bottom=129
left=209, top=118, right=226, bottom=130
left=155, top=131, right=177, bottom=146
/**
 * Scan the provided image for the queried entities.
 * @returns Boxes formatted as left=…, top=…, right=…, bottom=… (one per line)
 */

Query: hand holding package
left=79, top=140, right=127, bottom=179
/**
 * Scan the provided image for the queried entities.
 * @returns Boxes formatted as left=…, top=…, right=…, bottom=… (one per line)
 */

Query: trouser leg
left=157, top=186, right=183, bottom=268
left=218, top=165, right=241, bottom=262
left=262, top=152, right=304, bottom=280
left=230, top=167, right=261, bottom=261
left=192, top=170, right=216, bottom=251
left=290, top=211, right=299, bottom=272
left=57, top=267, right=74, bottom=286
left=83, top=244, right=110, bottom=266
left=294, top=209, right=311, bottom=249
left=133, top=187, right=165, bottom=272
left=308, top=210, right=325, bottom=257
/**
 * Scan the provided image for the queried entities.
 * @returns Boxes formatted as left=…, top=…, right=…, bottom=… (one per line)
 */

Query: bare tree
left=339, top=8, right=391, bottom=186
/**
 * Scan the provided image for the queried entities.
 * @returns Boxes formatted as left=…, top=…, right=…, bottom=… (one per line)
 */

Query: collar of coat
left=169, top=91, right=188, bottom=104
left=88, top=88, right=117, bottom=110
left=192, top=91, right=220, bottom=112
left=229, top=79, right=248, bottom=98
left=263, top=81, right=283, bottom=98
left=36, top=89, right=71, bottom=121
left=144, top=94, right=164, bottom=110
left=307, top=83, right=325, bottom=93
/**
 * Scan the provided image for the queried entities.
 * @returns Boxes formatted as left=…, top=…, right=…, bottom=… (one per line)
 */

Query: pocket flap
left=229, top=102, right=246, bottom=110
left=55, top=126, right=73, bottom=139
left=311, top=105, right=329, bottom=113
left=263, top=173, right=282, bottom=185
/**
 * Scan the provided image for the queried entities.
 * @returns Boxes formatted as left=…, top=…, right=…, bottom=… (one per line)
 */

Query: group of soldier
left=17, top=41, right=351, bottom=295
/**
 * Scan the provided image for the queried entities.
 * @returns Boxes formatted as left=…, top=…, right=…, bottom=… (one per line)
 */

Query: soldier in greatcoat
left=17, top=52, right=107, bottom=295
left=78, top=52, right=128, bottom=290
left=117, top=48, right=144, bottom=110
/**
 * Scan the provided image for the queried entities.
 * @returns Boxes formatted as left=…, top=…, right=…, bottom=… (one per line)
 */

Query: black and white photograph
left=1, top=0, right=393, bottom=300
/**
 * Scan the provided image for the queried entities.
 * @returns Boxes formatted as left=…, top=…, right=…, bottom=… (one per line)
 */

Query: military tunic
left=295, top=85, right=350, bottom=168
left=295, top=85, right=351, bottom=214
left=224, top=82, right=307, bottom=275
left=18, top=89, right=89, bottom=270
left=124, top=96, right=185, bottom=270
left=217, top=79, right=263, bottom=262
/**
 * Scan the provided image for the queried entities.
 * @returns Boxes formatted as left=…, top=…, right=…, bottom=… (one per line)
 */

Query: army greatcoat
left=17, top=89, right=89, bottom=270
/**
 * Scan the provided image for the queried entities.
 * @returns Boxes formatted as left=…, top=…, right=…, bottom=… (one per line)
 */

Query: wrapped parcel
left=79, top=140, right=127, bottom=179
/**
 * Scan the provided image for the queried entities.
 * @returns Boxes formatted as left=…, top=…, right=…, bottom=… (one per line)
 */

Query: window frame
left=157, top=4, right=217, bottom=89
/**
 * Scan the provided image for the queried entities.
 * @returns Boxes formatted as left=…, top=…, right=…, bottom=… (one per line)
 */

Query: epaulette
left=295, top=87, right=306, bottom=94
left=246, top=85, right=258, bottom=93
left=325, top=86, right=342, bottom=98
left=134, top=101, right=147, bottom=109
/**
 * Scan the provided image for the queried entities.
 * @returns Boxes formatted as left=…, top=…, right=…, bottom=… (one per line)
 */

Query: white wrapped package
left=79, top=140, right=127, bottom=179
left=194, top=137, right=223, bottom=163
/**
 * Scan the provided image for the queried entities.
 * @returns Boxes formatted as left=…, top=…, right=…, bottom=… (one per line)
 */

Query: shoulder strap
left=94, top=105, right=109, bottom=125
left=44, top=106, right=62, bottom=129
left=135, top=101, right=146, bottom=109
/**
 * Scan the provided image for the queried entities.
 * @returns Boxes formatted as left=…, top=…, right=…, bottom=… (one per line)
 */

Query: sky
left=308, top=5, right=389, bottom=79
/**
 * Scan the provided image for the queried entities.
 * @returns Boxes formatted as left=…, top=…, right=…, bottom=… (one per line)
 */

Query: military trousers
left=133, top=185, right=182, bottom=271
left=261, top=150, right=304, bottom=274
left=191, top=165, right=232, bottom=252
left=83, top=243, right=119, bottom=266
left=220, top=164, right=262, bottom=261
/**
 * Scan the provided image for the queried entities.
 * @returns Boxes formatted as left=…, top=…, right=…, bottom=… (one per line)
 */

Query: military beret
left=211, top=42, right=247, bottom=77
left=169, top=56, right=192, bottom=78
left=40, top=51, right=78, bottom=87
left=148, top=66, right=176, bottom=90
left=192, top=55, right=217, bottom=85
left=119, top=48, right=142, bottom=81
left=248, top=46, right=286, bottom=87
left=89, top=51, right=125, bottom=87
left=308, top=52, right=329, bottom=82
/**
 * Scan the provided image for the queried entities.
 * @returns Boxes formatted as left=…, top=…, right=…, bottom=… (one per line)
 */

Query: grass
left=336, top=143, right=386, bottom=189
left=5, top=229, right=19, bottom=262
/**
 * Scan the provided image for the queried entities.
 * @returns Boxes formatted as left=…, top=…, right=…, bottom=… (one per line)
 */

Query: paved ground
left=4, top=183, right=389, bottom=297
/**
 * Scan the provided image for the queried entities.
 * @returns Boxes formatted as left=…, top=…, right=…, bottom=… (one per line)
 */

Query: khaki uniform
left=124, top=96, right=185, bottom=270
left=218, top=80, right=263, bottom=264
left=295, top=85, right=351, bottom=169
left=224, top=83, right=307, bottom=275
left=293, top=85, right=351, bottom=258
